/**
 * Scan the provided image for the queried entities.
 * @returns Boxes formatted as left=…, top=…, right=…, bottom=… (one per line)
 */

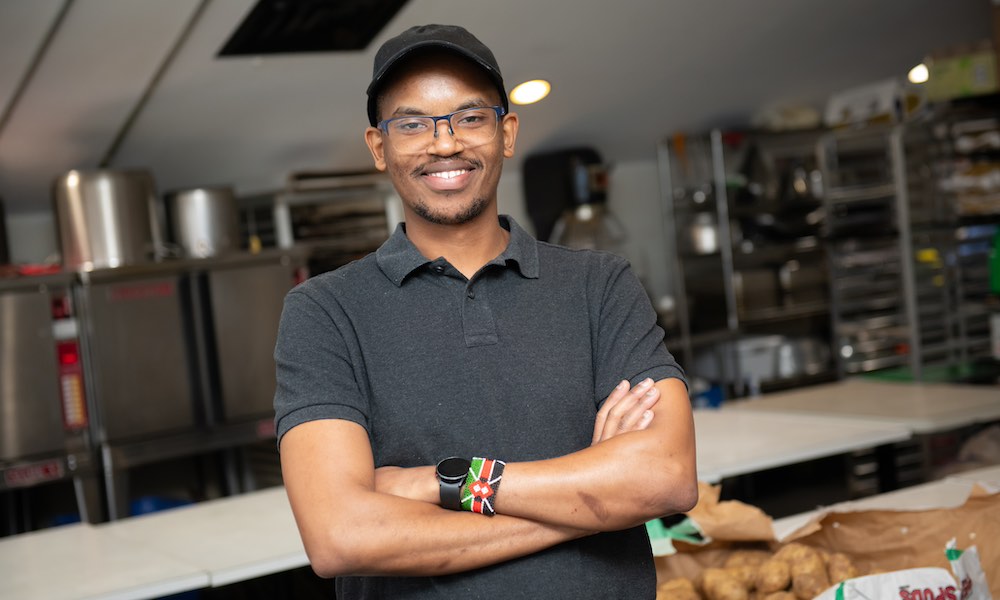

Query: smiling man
left=274, top=24, right=697, bottom=599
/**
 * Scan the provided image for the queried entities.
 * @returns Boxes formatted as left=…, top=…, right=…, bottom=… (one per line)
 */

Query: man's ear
left=364, top=127, right=387, bottom=171
left=501, top=112, right=519, bottom=159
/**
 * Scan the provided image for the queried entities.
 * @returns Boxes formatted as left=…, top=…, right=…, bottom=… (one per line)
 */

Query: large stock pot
left=53, top=169, right=160, bottom=270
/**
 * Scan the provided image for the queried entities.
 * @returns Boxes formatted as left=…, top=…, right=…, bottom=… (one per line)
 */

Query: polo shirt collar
left=376, top=215, right=539, bottom=286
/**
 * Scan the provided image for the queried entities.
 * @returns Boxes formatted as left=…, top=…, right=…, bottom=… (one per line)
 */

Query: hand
left=374, top=465, right=438, bottom=504
left=591, top=378, right=659, bottom=445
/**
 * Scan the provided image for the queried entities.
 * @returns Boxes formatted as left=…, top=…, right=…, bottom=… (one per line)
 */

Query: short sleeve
left=273, top=288, right=369, bottom=446
left=592, top=255, right=687, bottom=404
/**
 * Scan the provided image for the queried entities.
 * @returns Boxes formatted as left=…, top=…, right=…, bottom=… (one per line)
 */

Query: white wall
left=6, top=210, right=57, bottom=264
left=606, top=158, right=675, bottom=304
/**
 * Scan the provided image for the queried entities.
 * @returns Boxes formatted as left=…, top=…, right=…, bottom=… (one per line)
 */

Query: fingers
left=614, top=380, right=658, bottom=434
left=592, top=378, right=660, bottom=444
left=592, top=380, right=630, bottom=444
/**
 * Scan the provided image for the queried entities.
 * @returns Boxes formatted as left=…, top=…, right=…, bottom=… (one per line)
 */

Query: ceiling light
left=510, top=79, right=551, bottom=105
left=908, top=63, right=929, bottom=84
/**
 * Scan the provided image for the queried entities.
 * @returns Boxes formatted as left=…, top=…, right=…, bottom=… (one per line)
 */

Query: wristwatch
left=435, top=456, right=470, bottom=510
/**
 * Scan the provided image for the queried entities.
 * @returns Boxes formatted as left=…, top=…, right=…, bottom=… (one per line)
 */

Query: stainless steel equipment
left=200, top=255, right=298, bottom=422
left=165, top=186, right=240, bottom=258
left=694, top=334, right=831, bottom=394
left=269, top=170, right=397, bottom=275
left=53, top=169, right=160, bottom=270
left=76, top=266, right=200, bottom=443
left=77, top=251, right=304, bottom=519
left=1, top=283, right=67, bottom=459
left=0, top=196, right=8, bottom=264
left=0, top=272, right=101, bottom=526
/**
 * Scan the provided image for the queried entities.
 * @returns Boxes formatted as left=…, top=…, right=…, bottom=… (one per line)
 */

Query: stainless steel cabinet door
left=0, top=289, right=65, bottom=460
left=207, top=263, right=291, bottom=422
left=82, top=276, right=197, bottom=442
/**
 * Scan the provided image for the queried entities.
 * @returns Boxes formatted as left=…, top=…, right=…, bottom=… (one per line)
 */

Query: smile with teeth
left=427, top=169, right=468, bottom=180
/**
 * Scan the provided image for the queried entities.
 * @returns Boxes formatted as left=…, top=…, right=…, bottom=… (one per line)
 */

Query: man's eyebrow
left=455, top=98, right=492, bottom=111
left=390, top=105, right=428, bottom=117
left=389, top=98, right=494, bottom=118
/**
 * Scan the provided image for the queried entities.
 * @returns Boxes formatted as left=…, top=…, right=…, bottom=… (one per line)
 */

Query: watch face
left=437, top=457, right=470, bottom=483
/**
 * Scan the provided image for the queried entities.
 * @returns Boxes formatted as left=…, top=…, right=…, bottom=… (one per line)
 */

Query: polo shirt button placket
left=467, top=289, right=475, bottom=300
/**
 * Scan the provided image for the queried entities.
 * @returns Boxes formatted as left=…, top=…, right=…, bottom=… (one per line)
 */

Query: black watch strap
left=436, top=457, right=470, bottom=511
left=439, top=478, right=463, bottom=511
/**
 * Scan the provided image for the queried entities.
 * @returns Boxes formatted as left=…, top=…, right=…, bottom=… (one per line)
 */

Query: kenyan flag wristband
left=461, top=457, right=506, bottom=517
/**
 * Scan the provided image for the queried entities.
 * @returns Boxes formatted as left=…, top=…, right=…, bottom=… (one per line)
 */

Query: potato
left=755, top=558, right=791, bottom=593
left=702, top=568, right=749, bottom=600
left=724, top=550, right=771, bottom=569
left=786, top=546, right=825, bottom=577
left=761, top=593, right=797, bottom=600
left=791, top=571, right=830, bottom=600
left=657, top=577, right=701, bottom=600
left=776, top=545, right=830, bottom=600
left=826, top=552, right=859, bottom=583
left=773, top=543, right=817, bottom=565
left=725, top=565, right=756, bottom=589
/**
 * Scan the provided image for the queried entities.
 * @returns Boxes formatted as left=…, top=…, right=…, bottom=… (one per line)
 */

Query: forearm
left=281, top=419, right=591, bottom=579
left=498, top=433, right=690, bottom=530
left=497, top=378, right=697, bottom=531
left=300, top=488, right=589, bottom=577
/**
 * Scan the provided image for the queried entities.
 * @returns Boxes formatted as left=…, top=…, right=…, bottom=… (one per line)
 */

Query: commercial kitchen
left=1, top=1, right=999, bottom=599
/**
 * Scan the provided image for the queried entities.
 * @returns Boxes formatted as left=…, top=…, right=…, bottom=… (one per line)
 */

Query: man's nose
left=429, top=117, right=462, bottom=154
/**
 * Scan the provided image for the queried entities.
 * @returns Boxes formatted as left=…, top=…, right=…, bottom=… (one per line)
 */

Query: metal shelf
left=660, top=128, right=835, bottom=399
left=819, top=99, right=1000, bottom=381
left=739, top=301, right=830, bottom=324
left=825, top=183, right=897, bottom=204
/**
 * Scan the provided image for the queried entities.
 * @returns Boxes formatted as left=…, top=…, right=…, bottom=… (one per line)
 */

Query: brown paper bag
left=656, top=482, right=1000, bottom=597
left=784, top=490, right=1000, bottom=596
left=655, top=482, right=776, bottom=581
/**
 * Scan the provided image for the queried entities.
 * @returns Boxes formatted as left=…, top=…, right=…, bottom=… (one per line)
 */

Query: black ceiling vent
left=218, top=0, right=409, bottom=56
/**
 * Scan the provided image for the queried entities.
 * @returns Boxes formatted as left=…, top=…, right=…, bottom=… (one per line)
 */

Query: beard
left=409, top=192, right=491, bottom=225
left=393, top=155, right=495, bottom=226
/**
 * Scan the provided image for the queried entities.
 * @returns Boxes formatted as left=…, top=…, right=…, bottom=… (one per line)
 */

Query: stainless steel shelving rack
left=659, top=129, right=835, bottom=398
left=819, top=104, right=1000, bottom=380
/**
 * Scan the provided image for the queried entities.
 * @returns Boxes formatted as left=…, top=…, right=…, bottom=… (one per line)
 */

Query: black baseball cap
left=366, top=24, right=508, bottom=126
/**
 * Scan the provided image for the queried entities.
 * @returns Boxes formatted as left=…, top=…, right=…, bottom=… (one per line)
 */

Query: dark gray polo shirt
left=274, top=215, right=686, bottom=599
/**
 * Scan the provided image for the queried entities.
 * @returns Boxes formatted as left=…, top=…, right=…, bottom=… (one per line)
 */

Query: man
left=274, top=24, right=697, bottom=599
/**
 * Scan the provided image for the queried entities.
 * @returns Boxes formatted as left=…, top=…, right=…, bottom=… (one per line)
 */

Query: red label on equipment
left=4, top=460, right=65, bottom=488
left=107, top=281, right=175, bottom=302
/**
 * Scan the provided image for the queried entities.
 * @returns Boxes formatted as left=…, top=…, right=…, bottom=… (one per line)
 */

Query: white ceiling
left=0, top=0, right=992, bottom=215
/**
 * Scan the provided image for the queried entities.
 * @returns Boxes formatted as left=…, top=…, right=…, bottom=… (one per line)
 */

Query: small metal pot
left=165, top=186, right=240, bottom=258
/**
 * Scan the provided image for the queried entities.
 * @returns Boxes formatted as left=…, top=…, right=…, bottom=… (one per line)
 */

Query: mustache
left=410, top=157, right=482, bottom=178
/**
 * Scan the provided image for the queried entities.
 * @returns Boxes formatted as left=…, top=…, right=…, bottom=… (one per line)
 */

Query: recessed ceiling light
left=510, top=79, right=551, bottom=105
left=908, top=63, right=929, bottom=84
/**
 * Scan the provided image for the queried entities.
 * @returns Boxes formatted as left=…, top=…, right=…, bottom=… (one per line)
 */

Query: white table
left=693, top=409, right=912, bottom=483
left=0, top=523, right=209, bottom=600
left=946, top=463, right=1000, bottom=490
left=729, top=379, right=1000, bottom=434
left=99, top=486, right=308, bottom=587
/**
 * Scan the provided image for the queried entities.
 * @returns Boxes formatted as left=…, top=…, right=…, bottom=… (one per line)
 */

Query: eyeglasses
left=378, top=106, right=506, bottom=154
